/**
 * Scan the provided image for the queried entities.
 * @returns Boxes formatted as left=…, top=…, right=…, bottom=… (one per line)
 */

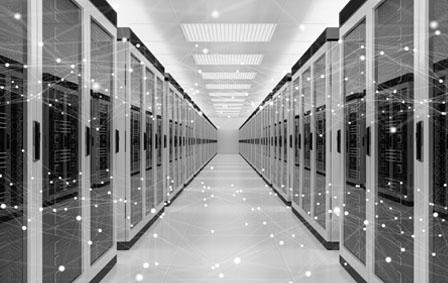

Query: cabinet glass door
left=155, top=77, right=163, bottom=206
left=303, top=69, right=312, bottom=216
left=343, top=19, right=366, bottom=265
left=374, top=1, right=414, bottom=282
left=42, top=0, right=82, bottom=281
left=145, top=68, right=155, bottom=215
left=0, top=0, right=27, bottom=281
left=430, top=1, right=448, bottom=281
left=130, top=55, right=142, bottom=228
left=314, top=55, right=326, bottom=228
left=90, top=20, right=113, bottom=263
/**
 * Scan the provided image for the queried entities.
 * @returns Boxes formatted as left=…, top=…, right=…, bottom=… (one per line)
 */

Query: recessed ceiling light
left=206, top=84, right=251, bottom=90
left=193, top=54, right=264, bottom=65
left=202, top=72, right=256, bottom=80
left=209, top=92, right=249, bottom=97
left=211, top=98, right=246, bottom=102
left=181, top=24, right=277, bottom=42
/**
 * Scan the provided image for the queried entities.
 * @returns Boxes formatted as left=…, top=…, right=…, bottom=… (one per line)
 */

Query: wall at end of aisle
left=211, top=117, right=246, bottom=154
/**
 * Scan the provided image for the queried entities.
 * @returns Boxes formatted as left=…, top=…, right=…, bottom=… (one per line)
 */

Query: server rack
left=290, top=28, right=340, bottom=249
left=337, top=0, right=421, bottom=282
left=115, top=27, right=165, bottom=250
left=1, top=0, right=119, bottom=282
left=165, top=74, right=184, bottom=203
left=271, top=75, right=292, bottom=202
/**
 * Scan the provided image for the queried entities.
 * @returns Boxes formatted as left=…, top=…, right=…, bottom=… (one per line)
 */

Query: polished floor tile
left=103, top=155, right=354, bottom=283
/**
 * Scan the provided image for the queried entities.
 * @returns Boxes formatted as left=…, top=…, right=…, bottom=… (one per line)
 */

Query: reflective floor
left=103, top=155, right=354, bottom=283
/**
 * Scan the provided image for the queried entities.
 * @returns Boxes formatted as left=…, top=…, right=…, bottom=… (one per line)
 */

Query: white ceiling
left=108, top=0, right=350, bottom=128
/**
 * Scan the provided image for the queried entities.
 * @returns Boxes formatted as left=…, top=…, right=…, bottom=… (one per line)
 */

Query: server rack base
left=291, top=207, right=339, bottom=250
left=117, top=207, right=165, bottom=250
left=239, top=154, right=291, bottom=207
left=339, top=256, right=366, bottom=283
left=90, top=255, right=118, bottom=283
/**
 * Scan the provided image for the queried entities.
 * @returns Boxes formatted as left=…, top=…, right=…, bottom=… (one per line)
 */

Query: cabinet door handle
left=86, top=127, right=91, bottom=156
left=115, top=130, right=120, bottom=153
left=366, top=127, right=371, bottom=156
left=337, top=130, right=341, bottom=153
left=310, top=132, right=313, bottom=151
left=33, top=121, right=41, bottom=161
left=416, top=121, right=423, bottom=161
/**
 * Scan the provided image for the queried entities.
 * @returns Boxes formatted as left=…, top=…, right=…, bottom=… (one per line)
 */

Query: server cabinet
left=40, top=0, right=118, bottom=282
left=155, top=77, right=164, bottom=207
left=167, top=87, right=174, bottom=198
left=144, top=67, right=155, bottom=215
left=288, top=28, right=340, bottom=249
left=374, top=1, right=414, bottom=281
left=270, top=76, right=292, bottom=202
left=165, top=74, right=184, bottom=203
left=292, top=77, right=302, bottom=208
left=429, top=1, right=448, bottom=281
left=337, top=1, right=421, bottom=282
left=116, top=27, right=165, bottom=249
left=0, top=1, right=30, bottom=281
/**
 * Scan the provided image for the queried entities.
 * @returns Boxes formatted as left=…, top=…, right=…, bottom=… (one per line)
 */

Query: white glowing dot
left=218, top=273, right=224, bottom=278
left=76, top=215, right=82, bottom=221
left=14, top=13, right=21, bottom=20
left=299, top=24, right=306, bottom=31
left=433, top=212, right=439, bottom=218
left=211, top=10, right=220, bottom=19
left=279, top=240, right=284, bottom=246
left=390, top=127, right=397, bottom=134
left=0, top=204, right=6, bottom=209
left=360, top=55, right=366, bottom=61
left=202, top=48, right=209, bottom=54
left=151, top=208, right=156, bottom=214
left=143, top=262, right=150, bottom=268
left=58, top=265, right=65, bottom=272
left=385, top=257, right=392, bottom=263
left=135, top=274, right=144, bottom=281
left=56, top=58, right=62, bottom=64
left=430, top=21, right=439, bottom=30
left=305, top=271, right=311, bottom=277
left=22, top=226, right=27, bottom=231
left=88, top=240, right=93, bottom=245
left=154, top=261, right=159, bottom=266
left=233, top=257, right=241, bottom=264
left=153, top=233, right=158, bottom=238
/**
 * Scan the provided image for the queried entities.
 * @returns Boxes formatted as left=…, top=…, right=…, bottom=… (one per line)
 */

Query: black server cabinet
left=145, top=68, right=155, bottom=215
left=374, top=0, right=414, bottom=282
left=89, top=20, right=114, bottom=264
left=343, top=19, right=367, bottom=266
left=0, top=0, right=27, bottom=281
left=130, top=55, right=143, bottom=228
left=314, top=55, right=326, bottom=229
left=303, top=69, right=312, bottom=216
left=42, top=0, right=83, bottom=281
left=430, top=1, right=448, bottom=281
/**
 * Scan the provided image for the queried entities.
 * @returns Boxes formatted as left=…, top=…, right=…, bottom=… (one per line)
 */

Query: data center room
left=0, top=0, right=447, bottom=282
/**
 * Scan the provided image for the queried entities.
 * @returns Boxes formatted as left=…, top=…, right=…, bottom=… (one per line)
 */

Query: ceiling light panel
left=181, top=24, right=277, bottom=42
left=211, top=98, right=246, bottom=103
left=193, top=54, right=263, bottom=65
left=206, top=84, right=251, bottom=90
left=209, top=92, right=249, bottom=97
left=202, top=72, right=256, bottom=80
